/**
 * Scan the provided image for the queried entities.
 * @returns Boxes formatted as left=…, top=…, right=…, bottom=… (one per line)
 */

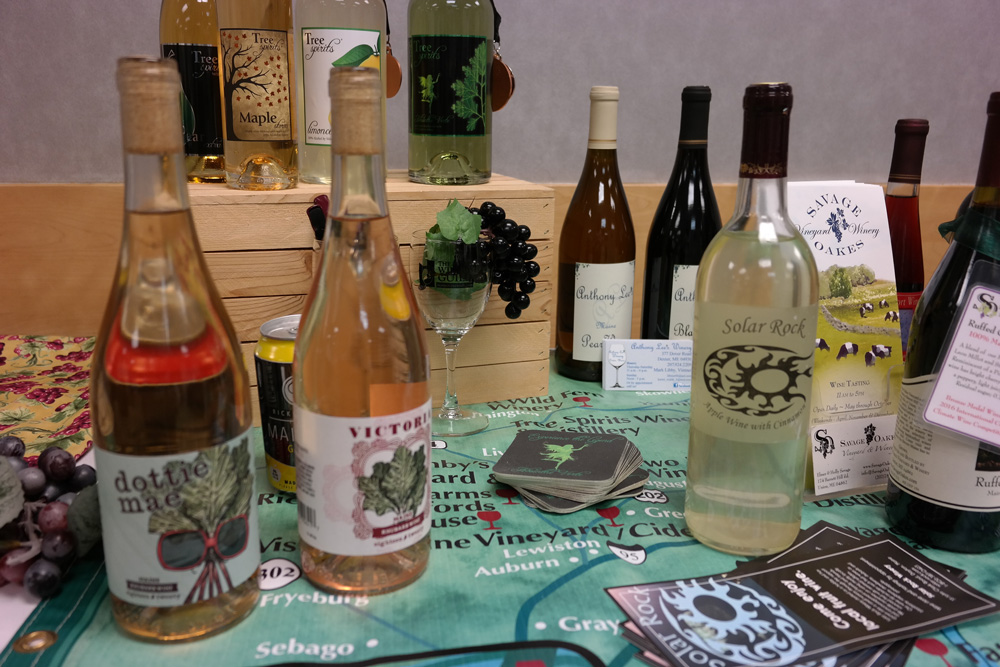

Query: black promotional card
left=607, top=535, right=998, bottom=667
left=493, top=429, right=639, bottom=492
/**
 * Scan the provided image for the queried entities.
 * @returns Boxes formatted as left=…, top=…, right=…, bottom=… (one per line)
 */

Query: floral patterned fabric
left=0, top=335, right=93, bottom=463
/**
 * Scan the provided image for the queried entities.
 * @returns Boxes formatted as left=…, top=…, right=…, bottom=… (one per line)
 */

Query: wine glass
left=410, top=232, right=492, bottom=436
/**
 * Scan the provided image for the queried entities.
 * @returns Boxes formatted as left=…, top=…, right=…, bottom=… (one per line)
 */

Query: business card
left=601, top=339, right=692, bottom=392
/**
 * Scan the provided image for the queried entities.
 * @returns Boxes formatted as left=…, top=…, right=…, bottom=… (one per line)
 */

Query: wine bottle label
left=409, top=34, right=489, bottom=137
left=161, top=43, right=224, bottom=157
left=690, top=303, right=818, bottom=443
left=219, top=28, right=293, bottom=141
left=668, top=264, right=699, bottom=339
left=300, top=27, right=381, bottom=146
left=95, top=429, right=259, bottom=607
left=294, top=401, right=432, bottom=556
left=571, top=261, right=635, bottom=362
left=889, top=375, right=1000, bottom=512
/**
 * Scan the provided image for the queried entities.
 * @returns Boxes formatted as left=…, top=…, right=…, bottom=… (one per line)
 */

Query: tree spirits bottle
left=216, top=0, right=298, bottom=189
left=294, top=67, right=432, bottom=593
left=684, top=83, right=819, bottom=556
left=641, top=85, right=721, bottom=340
left=91, top=57, right=259, bottom=642
left=555, top=85, right=636, bottom=382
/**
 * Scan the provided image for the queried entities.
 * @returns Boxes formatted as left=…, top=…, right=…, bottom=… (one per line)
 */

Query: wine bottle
left=294, top=67, right=432, bottom=593
left=91, top=57, right=259, bottom=641
left=684, top=83, right=819, bottom=556
left=641, top=85, right=721, bottom=340
left=216, top=0, right=297, bottom=189
left=885, top=118, right=930, bottom=360
left=294, top=0, right=386, bottom=184
left=160, top=0, right=226, bottom=182
left=885, top=92, right=1000, bottom=553
left=407, top=0, right=492, bottom=184
left=555, top=86, right=636, bottom=382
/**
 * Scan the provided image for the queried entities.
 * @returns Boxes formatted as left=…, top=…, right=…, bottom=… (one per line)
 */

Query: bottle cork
left=329, top=67, right=382, bottom=156
left=116, top=57, right=184, bottom=155
left=588, top=85, right=619, bottom=150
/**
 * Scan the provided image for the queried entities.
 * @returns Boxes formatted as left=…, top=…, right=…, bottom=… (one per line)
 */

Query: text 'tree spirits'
left=407, top=0, right=492, bottom=184
left=294, top=0, right=386, bottom=184
left=886, top=92, right=1000, bottom=553
left=160, top=0, right=226, bottom=182
left=216, top=0, right=297, bottom=189
left=885, top=118, right=930, bottom=359
left=684, top=83, right=819, bottom=556
left=91, top=57, right=259, bottom=641
left=641, top=86, right=721, bottom=339
left=294, top=67, right=432, bottom=593
left=555, top=86, right=636, bottom=382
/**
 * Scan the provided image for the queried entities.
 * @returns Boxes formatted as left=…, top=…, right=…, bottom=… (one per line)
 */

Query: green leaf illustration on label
left=358, top=445, right=426, bottom=517
left=451, top=42, right=487, bottom=132
left=332, top=43, right=376, bottom=67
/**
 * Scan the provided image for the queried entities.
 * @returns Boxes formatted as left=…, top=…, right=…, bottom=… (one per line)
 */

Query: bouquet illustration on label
left=349, top=431, right=429, bottom=541
left=150, top=437, right=253, bottom=603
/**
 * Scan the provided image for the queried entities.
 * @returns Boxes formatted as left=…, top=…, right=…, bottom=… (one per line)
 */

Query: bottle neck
left=588, top=97, right=618, bottom=150
left=971, top=104, right=1000, bottom=210
left=124, top=153, right=190, bottom=213
left=886, top=181, right=919, bottom=198
left=731, top=173, right=792, bottom=236
left=328, top=153, right=387, bottom=222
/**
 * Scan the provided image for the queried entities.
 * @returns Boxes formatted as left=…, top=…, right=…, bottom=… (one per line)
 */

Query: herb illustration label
left=409, top=35, right=489, bottom=137
left=220, top=28, right=292, bottom=141
left=96, top=431, right=259, bottom=607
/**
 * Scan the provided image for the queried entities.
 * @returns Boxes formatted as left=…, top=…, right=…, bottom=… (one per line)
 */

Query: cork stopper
left=329, top=67, right=382, bottom=156
left=588, top=86, right=619, bottom=149
left=116, top=57, right=183, bottom=155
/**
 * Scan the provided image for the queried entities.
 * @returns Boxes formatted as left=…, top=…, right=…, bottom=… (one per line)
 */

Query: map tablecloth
left=3, top=363, right=1000, bottom=667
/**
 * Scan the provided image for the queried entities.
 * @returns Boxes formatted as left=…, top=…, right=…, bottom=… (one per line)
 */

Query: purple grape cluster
left=1, top=436, right=98, bottom=599
left=470, top=202, right=541, bottom=320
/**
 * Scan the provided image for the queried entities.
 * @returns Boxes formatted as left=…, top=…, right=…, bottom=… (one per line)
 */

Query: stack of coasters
left=492, top=430, right=648, bottom=513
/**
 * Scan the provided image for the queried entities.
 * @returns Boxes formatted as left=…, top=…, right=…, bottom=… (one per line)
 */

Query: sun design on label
left=703, top=345, right=813, bottom=416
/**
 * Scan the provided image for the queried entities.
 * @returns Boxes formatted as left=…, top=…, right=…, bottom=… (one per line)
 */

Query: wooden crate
left=186, top=171, right=553, bottom=420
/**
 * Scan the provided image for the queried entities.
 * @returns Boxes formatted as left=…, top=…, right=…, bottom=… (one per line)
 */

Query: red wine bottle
left=885, top=92, right=1000, bottom=553
left=885, top=119, right=929, bottom=359
left=641, top=86, right=721, bottom=339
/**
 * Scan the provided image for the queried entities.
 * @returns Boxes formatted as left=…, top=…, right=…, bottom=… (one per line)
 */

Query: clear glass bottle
left=407, top=0, right=493, bottom=184
left=294, top=67, right=432, bottom=594
left=216, top=0, right=298, bottom=189
left=160, top=0, right=226, bottom=182
left=91, top=57, right=259, bottom=642
left=555, top=85, right=636, bottom=382
left=641, top=85, right=721, bottom=340
left=885, top=92, right=1000, bottom=553
left=884, top=118, right=930, bottom=360
left=684, top=83, right=819, bottom=556
left=294, top=0, right=387, bottom=184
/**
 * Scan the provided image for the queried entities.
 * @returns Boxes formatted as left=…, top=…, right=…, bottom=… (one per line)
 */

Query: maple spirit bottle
left=294, top=67, right=432, bottom=593
left=641, top=86, right=721, bottom=339
left=885, top=118, right=930, bottom=359
left=216, top=0, right=297, bottom=189
left=160, top=0, right=226, bottom=182
left=91, top=57, right=258, bottom=641
left=555, top=86, right=636, bottom=381
left=294, top=0, right=386, bottom=184
left=886, top=93, right=1000, bottom=553
left=684, top=83, right=819, bottom=556
left=407, top=0, right=492, bottom=184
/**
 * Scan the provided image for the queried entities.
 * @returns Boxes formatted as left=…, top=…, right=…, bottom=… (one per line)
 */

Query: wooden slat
left=206, top=249, right=314, bottom=298
left=225, top=295, right=308, bottom=342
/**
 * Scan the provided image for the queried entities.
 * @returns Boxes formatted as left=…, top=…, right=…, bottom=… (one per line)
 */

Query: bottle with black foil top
left=886, top=92, right=1000, bottom=553
left=885, top=119, right=930, bottom=359
left=641, top=86, right=721, bottom=339
left=684, top=83, right=819, bottom=556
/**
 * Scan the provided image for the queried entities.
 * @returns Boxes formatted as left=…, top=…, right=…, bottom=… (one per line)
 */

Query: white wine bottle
left=216, top=0, right=297, bottom=189
left=555, top=86, right=636, bottom=382
left=293, top=0, right=387, bottom=184
left=91, top=57, right=259, bottom=641
left=160, top=0, right=226, bottom=182
left=684, top=83, right=819, bottom=556
left=294, top=67, right=432, bottom=594
left=407, top=0, right=492, bottom=184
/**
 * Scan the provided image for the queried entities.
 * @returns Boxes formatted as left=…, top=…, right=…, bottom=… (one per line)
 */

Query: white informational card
left=924, top=284, right=1000, bottom=448
left=788, top=181, right=904, bottom=496
left=601, top=339, right=692, bottom=392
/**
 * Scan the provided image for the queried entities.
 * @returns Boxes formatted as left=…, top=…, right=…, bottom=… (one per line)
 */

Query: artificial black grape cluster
left=470, top=201, right=541, bottom=319
left=0, top=435, right=98, bottom=599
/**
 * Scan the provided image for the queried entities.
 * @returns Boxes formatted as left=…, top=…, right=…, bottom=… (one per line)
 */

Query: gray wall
left=1, top=1, right=997, bottom=185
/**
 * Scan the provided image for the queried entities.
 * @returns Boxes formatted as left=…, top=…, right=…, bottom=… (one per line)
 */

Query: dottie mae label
left=220, top=28, right=292, bottom=141
left=96, top=431, right=259, bottom=607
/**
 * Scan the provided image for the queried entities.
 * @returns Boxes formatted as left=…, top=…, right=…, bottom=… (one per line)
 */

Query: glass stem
left=440, top=336, right=462, bottom=416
